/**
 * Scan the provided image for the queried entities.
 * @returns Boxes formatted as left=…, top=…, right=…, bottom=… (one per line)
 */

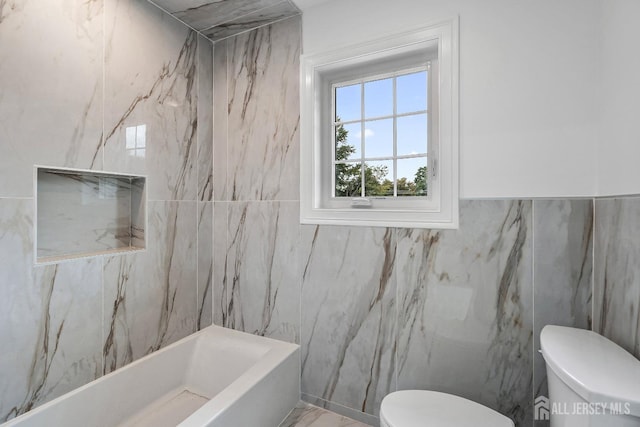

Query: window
left=300, top=19, right=459, bottom=228
left=332, top=67, right=431, bottom=200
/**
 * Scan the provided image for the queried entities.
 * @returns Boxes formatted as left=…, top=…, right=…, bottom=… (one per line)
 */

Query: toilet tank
left=540, top=326, right=640, bottom=427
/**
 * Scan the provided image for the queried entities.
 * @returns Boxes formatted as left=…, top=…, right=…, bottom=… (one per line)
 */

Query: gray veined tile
left=0, top=198, right=102, bottom=422
left=532, top=199, right=592, bottom=411
left=300, top=225, right=396, bottom=417
left=212, top=202, right=229, bottom=326
left=172, top=0, right=283, bottom=31
left=0, top=0, right=103, bottom=197
left=197, top=201, right=213, bottom=329
left=395, top=200, right=533, bottom=426
left=103, top=0, right=198, bottom=201
left=204, top=1, right=301, bottom=41
left=594, top=197, right=640, bottom=357
left=224, top=201, right=300, bottom=343
left=213, top=39, right=229, bottom=201
left=197, top=35, right=214, bottom=202
left=0, top=199, right=36, bottom=421
left=224, top=17, right=300, bottom=201
left=102, top=201, right=198, bottom=373
left=280, top=402, right=371, bottom=427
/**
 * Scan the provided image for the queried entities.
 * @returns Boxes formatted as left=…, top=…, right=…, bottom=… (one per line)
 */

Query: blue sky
left=335, top=71, right=428, bottom=183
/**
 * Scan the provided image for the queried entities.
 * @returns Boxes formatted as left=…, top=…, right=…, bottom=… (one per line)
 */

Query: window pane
left=397, top=113, right=427, bottom=156
left=364, top=160, right=393, bottom=196
left=336, top=123, right=361, bottom=161
left=335, top=162, right=362, bottom=197
left=364, top=119, right=393, bottom=158
left=364, top=78, right=393, bottom=118
left=397, top=71, right=427, bottom=114
left=335, top=84, right=361, bottom=122
left=397, top=157, right=428, bottom=197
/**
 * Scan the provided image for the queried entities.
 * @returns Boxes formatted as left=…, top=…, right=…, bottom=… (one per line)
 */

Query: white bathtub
left=2, top=326, right=300, bottom=427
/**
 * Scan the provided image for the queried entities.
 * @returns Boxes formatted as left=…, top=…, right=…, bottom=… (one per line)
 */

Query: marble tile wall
left=213, top=17, right=301, bottom=344
left=0, top=0, right=213, bottom=422
left=149, top=0, right=301, bottom=42
left=212, top=16, right=595, bottom=427
left=594, top=197, right=640, bottom=357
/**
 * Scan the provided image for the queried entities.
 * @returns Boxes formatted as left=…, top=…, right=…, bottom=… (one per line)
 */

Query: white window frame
left=300, top=18, right=459, bottom=229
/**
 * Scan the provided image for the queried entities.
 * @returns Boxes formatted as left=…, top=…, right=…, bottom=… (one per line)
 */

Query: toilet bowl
left=541, top=325, right=640, bottom=426
left=380, top=390, right=515, bottom=427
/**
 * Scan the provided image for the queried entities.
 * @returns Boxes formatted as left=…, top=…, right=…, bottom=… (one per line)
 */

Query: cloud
left=356, top=128, right=375, bottom=139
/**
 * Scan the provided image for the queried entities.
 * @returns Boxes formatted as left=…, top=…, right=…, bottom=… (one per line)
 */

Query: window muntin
left=332, top=67, right=430, bottom=199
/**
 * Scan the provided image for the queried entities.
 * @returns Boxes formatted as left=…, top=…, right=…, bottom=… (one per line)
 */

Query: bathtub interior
left=1, top=326, right=296, bottom=427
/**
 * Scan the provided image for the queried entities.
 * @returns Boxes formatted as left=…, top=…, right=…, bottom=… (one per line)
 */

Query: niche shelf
left=35, top=166, right=146, bottom=264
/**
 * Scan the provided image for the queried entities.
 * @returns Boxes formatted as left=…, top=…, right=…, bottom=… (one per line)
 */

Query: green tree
left=414, top=166, right=427, bottom=196
left=335, top=122, right=362, bottom=197
left=334, top=121, right=428, bottom=197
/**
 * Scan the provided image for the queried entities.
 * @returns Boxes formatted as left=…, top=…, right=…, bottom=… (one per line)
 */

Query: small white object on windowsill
left=351, top=197, right=372, bottom=208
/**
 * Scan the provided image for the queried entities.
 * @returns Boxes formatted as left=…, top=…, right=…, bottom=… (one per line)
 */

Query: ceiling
left=149, top=0, right=303, bottom=41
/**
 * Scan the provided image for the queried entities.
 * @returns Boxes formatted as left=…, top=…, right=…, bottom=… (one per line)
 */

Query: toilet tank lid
left=541, top=325, right=640, bottom=416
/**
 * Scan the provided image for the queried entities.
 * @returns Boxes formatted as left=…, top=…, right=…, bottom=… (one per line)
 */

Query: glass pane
left=364, top=160, right=393, bottom=196
left=335, top=123, right=361, bottom=161
left=335, top=84, right=361, bottom=122
left=397, top=157, right=428, bottom=197
left=335, top=162, right=362, bottom=197
left=397, top=71, right=427, bottom=114
left=397, top=113, right=427, bottom=156
left=364, top=78, right=393, bottom=118
left=364, top=119, right=393, bottom=158
left=336, top=123, right=362, bottom=161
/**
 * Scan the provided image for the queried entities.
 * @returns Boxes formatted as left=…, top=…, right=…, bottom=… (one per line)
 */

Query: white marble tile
left=103, top=0, right=198, bottom=201
left=0, top=0, right=103, bottom=197
left=198, top=35, right=214, bottom=202
left=102, top=201, right=198, bottom=373
left=0, top=199, right=102, bottom=422
left=224, top=201, right=300, bottom=343
left=131, top=177, right=147, bottom=248
left=224, top=17, right=300, bottom=201
left=213, top=202, right=229, bottom=326
left=204, top=2, right=301, bottom=41
left=161, top=0, right=283, bottom=31
left=593, top=197, right=640, bottom=357
left=300, top=225, right=396, bottom=417
left=280, top=402, right=371, bottom=427
left=213, top=39, right=229, bottom=202
left=197, top=201, right=213, bottom=329
left=532, top=199, right=592, bottom=410
left=300, top=395, right=379, bottom=427
left=395, top=200, right=533, bottom=426
left=36, top=170, right=133, bottom=259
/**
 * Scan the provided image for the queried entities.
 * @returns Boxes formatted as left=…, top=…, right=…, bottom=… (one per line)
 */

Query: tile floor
left=280, top=402, right=372, bottom=427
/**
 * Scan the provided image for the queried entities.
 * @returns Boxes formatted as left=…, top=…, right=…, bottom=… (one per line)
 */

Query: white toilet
left=380, top=390, right=514, bottom=427
left=541, top=325, right=640, bottom=426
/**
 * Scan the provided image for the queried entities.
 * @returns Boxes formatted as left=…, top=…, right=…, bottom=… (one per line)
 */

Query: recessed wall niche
left=36, top=167, right=146, bottom=263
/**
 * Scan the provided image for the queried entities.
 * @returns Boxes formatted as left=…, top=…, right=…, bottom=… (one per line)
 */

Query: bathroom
left=0, top=0, right=638, bottom=426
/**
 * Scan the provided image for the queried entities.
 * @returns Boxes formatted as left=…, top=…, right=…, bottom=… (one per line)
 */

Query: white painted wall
left=301, top=0, right=601, bottom=198
left=598, top=0, right=640, bottom=196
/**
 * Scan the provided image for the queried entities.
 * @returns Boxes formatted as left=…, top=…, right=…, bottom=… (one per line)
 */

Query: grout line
left=196, top=34, right=200, bottom=332
left=100, top=255, right=105, bottom=379
left=531, top=200, right=536, bottom=404
left=591, top=197, right=596, bottom=332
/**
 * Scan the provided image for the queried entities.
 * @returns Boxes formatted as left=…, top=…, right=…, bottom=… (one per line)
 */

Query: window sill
left=300, top=206, right=459, bottom=229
